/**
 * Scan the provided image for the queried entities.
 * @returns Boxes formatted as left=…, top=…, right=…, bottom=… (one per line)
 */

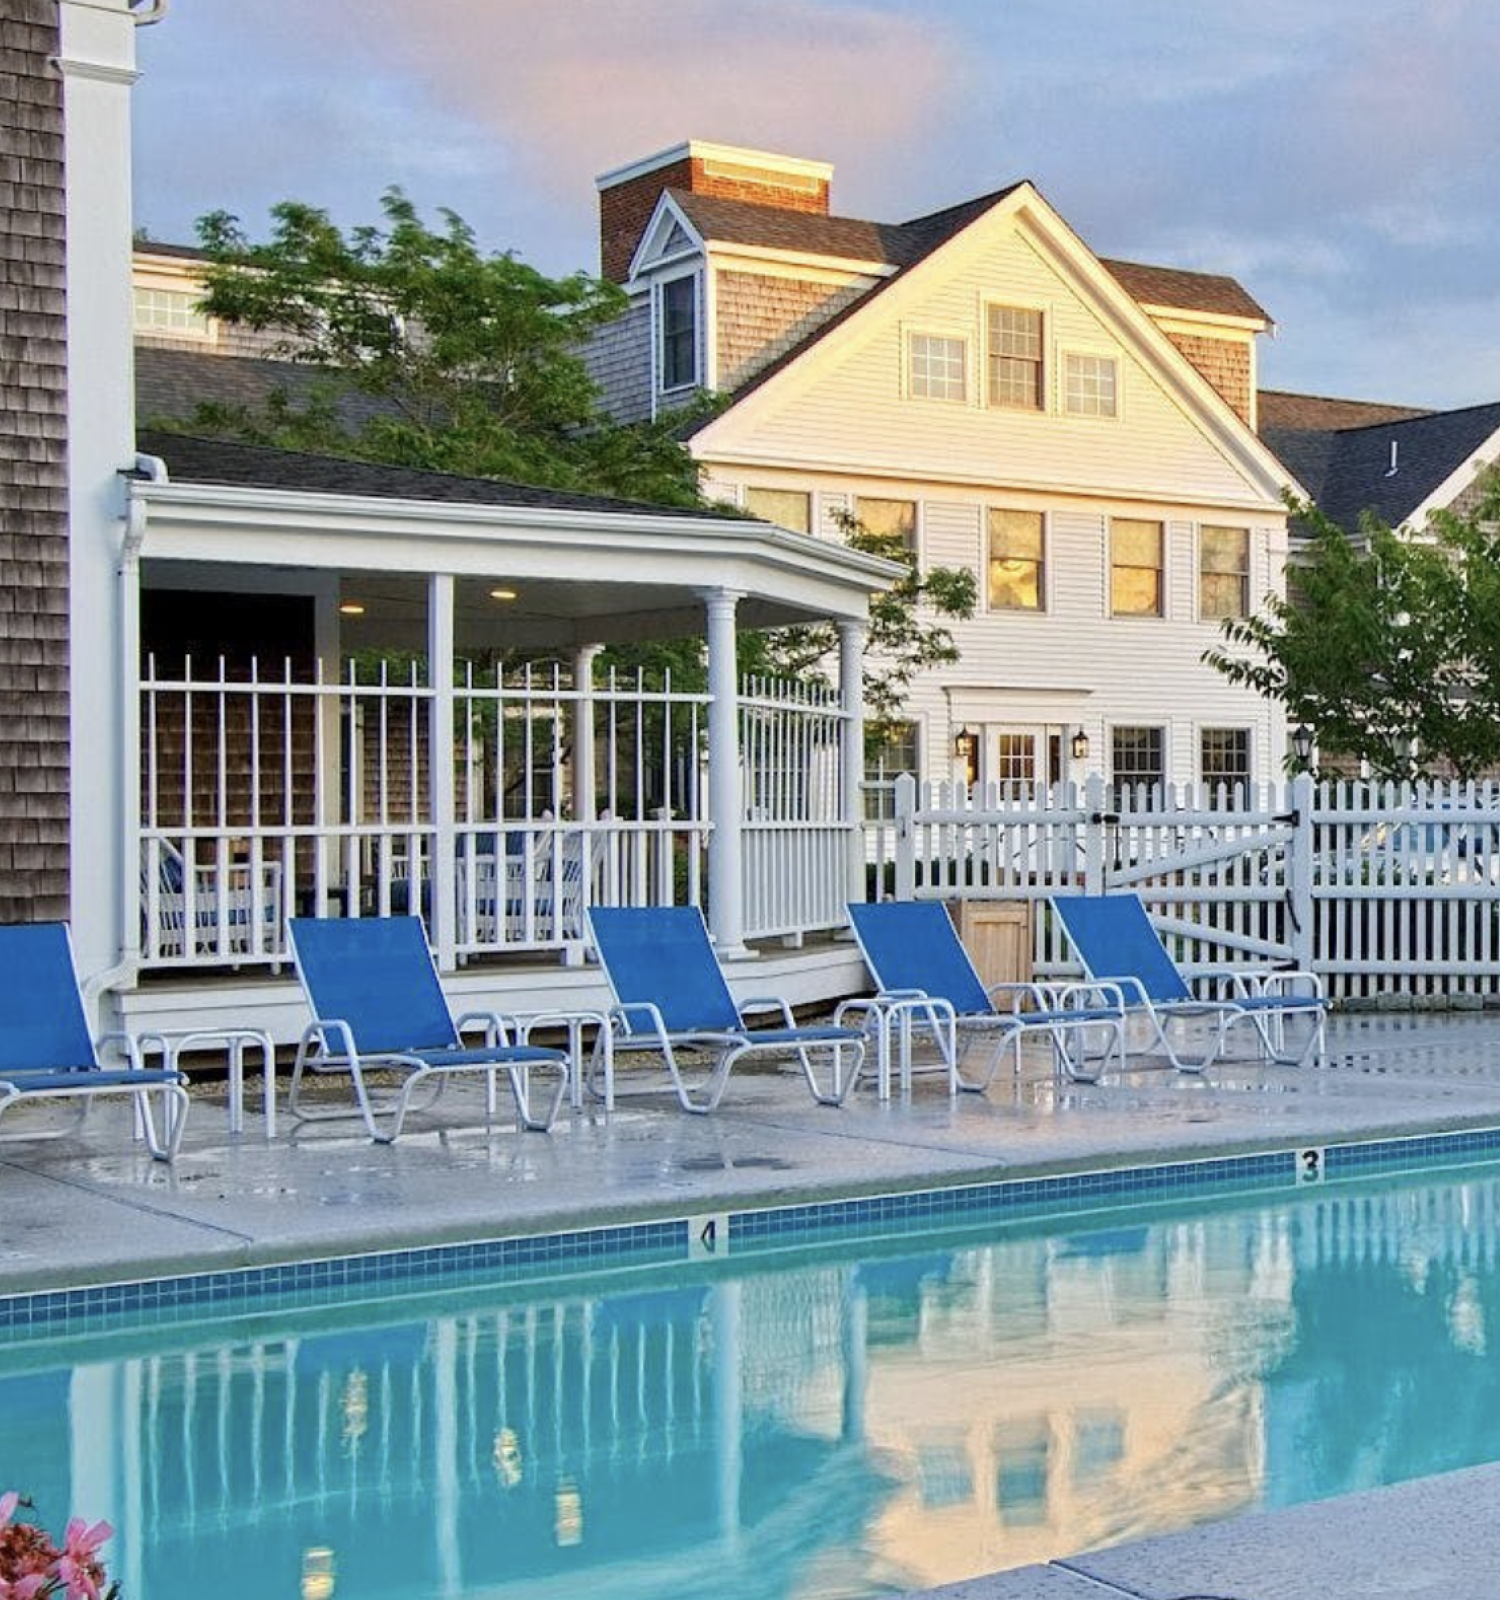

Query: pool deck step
left=909, top=1459, right=1500, bottom=1598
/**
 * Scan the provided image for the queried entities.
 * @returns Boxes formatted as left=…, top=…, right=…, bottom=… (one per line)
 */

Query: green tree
left=738, top=511, right=977, bottom=741
left=190, top=189, right=704, bottom=504
left=1205, top=474, right=1500, bottom=779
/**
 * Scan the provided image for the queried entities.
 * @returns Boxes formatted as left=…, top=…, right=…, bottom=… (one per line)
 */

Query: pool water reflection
left=8, top=1163, right=1500, bottom=1599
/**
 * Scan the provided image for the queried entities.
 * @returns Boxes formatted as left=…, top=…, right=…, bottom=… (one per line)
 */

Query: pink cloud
left=303, top=0, right=957, bottom=208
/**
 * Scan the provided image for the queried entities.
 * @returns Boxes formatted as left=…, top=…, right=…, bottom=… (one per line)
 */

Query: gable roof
left=1262, top=401, right=1500, bottom=530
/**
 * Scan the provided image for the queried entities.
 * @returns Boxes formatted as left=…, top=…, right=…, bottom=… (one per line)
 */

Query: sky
left=132, top=0, right=1500, bottom=412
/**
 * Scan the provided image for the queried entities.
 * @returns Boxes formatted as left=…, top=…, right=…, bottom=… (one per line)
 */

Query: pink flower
left=0, top=1495, right=18, bottom=1532
left=53, top=1519, right=111, bottom=1600
left=0, top=1575, right=51, bottom=1600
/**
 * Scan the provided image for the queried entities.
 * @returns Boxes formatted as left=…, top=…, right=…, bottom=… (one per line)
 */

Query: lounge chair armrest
left=1047, top=981, right=1127, bottom=1013
left=609, top=1001, right=671, bottom=1045
left=738, top=995, right=796, bottom=1028
left=94, top=1030, right=145, bottom=1071
left=299, top=1016, right=358, bottom=1062
left=454, top=1008, right=513, bottom=1046
left=832, top=996, right=885, bottom=1028
left=1252, top=969, right=1325, bottom=1001
left=983, top=980, right=1056, bottom=1014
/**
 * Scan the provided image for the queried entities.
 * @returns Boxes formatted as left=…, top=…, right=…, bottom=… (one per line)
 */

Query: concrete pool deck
left=5, top=1005, right=1500, bottom=1599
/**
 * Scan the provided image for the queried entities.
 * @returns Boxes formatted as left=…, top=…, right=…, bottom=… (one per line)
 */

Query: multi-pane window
left=1064, top=353, right=1118, bottom=417
left=744, top=486, right=811, bottom=534
left=908, top=333, right=967, bottom=401
left=1112, top=726, right=1165, bottom=793
left=1201, top=728, right=1251, bottom=795
left=987, top=509, right=1045, bottom=611
left=1200, top=526, right=1251, bottom=619
left=864, top=721, right=918, bottom=820
left=987, top=305, right=1044, bottom=409
left=659, top=275, right=697, bottom=390
left=855, top=496, right=917, bottom=555
left=133, top=287, right=208, bottom=336
left=1110, top=519, right=1164, bottom=616
left=994, top=733, right=1037, bottom=792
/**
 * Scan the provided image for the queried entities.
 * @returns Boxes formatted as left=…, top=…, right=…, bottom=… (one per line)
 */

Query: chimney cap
left=595, top=139, right=833, bottom=193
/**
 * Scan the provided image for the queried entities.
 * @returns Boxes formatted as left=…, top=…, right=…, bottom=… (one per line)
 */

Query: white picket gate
left=874, top=773, right=1500, bottom=1001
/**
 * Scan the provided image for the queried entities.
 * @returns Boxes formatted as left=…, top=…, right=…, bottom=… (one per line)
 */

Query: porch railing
left=137, top=655, right=857, bottom=969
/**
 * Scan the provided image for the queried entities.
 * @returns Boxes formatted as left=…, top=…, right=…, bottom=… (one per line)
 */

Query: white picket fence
left=873, top=773, right=1500, bottom=1001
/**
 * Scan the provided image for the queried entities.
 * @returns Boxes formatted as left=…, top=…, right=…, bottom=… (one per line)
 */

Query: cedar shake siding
left=0, top=1, right=69, bottom=923
left=1163, top=330, right=1253, bottom=425
left=716, top=270, right=866, bottom=395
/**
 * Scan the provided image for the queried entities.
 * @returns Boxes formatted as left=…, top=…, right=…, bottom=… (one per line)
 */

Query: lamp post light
left=1291, top=724, right=1315, bottom=773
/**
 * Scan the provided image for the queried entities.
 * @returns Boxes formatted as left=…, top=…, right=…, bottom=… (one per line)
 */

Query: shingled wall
left=0, top=2, right=70, bottom=921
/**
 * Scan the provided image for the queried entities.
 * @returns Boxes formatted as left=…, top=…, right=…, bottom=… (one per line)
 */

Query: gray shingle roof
left=136, top=345, right=394, bottom=432
left=1098, top=258, right=1270, bottom=323
left=134, top=429, right=717, bottom=519
left=1263, top=402, right=1500, bottom=530
left=1259, top=390, right=1432, bottom=431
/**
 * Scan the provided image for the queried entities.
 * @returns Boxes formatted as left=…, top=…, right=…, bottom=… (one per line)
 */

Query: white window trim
left=653, top=269, right=701, bottom=406
left=903, top=324, right=973, bottom=405
left=1199, top=725, right=1254, bottom=790
left=984, top=506, right=1050, bottom=617
left=982, top=298, right=1049, bottom=412
left=1107, top=517, right=1167, bottom=621
left=1196, top=522, right=1253, bottom=624
left=1107, top=722, right=1169, bottom=788
left=852, top=493, right=922, bottom=564
left=1061, top=347, right=1122, bottom=420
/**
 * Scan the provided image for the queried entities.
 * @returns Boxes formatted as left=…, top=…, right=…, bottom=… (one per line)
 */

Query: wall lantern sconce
left=1070, top=728, right=1090, bottom=762
left=954, top=725, right=978, bottom=760
left=1291, top=724, right=1315, bottom=770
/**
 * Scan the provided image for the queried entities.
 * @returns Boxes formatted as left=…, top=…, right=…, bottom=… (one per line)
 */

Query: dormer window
left=658, top=274, right=698, bottom=392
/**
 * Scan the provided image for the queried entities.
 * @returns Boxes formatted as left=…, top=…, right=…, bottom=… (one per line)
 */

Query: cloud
left=301, top=0, right=957, bottom=208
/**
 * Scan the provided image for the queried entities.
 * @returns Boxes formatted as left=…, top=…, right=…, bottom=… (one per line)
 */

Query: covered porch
left=108, top=434, right=896, bottom=1037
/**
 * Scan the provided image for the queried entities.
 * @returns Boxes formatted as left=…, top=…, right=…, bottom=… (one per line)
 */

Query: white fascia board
left=1018, top=212, right=1293, bottom=502
left=697, top=448, right=1289, bottom=517
left=694, top=180, right=1292, bottom=508
left=1139, top=306, right=1267, bottom=337
left=1399, top=424, right=1500, bottom=531
left=706, top=241, right=894, bottom=284
left=134, top=481, right=901, bottom=598
left=627, top=192, right=705, bottom=281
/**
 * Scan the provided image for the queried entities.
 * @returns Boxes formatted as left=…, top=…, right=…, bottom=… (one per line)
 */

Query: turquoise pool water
left=7, top=1160, right=1500, bottom=1599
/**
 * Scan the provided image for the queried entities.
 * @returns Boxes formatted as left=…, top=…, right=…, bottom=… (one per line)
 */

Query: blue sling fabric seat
left=1050, top=892, right=1326, bottom=1072
left=0, top=923, right=189, bottom=1161
left=286, top=916, right=569, bottom=1142
left=845, top=900, right=1126, bottom=1094
left=586, top=906, right=866, bottom=1113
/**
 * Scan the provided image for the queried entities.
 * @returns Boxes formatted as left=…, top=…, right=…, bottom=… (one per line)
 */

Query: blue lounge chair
left=845, top=901, right=1126, bottom=1094
left=286, top=916, right=569, bottom=1142
left=0, top=923, right=190, bottom=1161
left=586, top=906, right=867, bottom=1113
left=1050, top=892, right=1327, bottom=1072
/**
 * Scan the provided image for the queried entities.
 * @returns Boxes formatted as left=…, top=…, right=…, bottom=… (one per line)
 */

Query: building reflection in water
left=8, top=1170, right=1500, bottom=1598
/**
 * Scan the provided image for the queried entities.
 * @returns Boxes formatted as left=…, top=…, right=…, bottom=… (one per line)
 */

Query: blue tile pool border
left=8, top=1122, right=1500, bottom=1341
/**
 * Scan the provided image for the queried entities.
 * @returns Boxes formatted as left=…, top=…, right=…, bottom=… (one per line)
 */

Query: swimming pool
left=7, top=1151, right=1500, bottom=1600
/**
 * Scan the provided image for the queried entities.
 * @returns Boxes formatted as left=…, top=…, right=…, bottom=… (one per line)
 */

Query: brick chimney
left=596, top=140, right=833, bottom=282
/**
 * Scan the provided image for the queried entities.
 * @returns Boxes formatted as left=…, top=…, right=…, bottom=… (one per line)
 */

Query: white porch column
left=429, top=574, right=457, bottom=968
left=839, top=619, right=868, bottom=906
left=571, top=642, right=602, bottom=822
left=59, top=0, right=140, bottom=985
left=702, top=588, right=747, bottom=957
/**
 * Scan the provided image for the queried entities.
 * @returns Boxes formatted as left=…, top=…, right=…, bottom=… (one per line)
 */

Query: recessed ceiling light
left=339, top=602, right=365, bottom=616
left=489, top=587, right=519, bottom=601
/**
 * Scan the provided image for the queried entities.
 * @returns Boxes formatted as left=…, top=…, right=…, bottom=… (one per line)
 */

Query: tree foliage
left=738, top=511, right=977, bottom=740
left=187, top=191, right=974, bottom=729
left=190, top=189, right=705, bottom=504
left=1205, top=474, right=1500, bottom=779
